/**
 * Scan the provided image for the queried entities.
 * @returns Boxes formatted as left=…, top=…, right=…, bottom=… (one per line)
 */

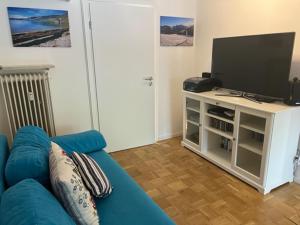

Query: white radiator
left=0, top=65, right=56, bottom=139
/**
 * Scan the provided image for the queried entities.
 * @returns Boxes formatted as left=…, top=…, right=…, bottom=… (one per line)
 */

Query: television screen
left=211, top=32, right=295, bottom=99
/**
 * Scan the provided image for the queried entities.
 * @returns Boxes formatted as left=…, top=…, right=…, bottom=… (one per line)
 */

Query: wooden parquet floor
left=111, top=137, right=300, bottom=225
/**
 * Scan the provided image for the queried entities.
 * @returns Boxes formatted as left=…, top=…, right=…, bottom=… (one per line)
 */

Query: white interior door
left=90, top=2, right=155, bottom=152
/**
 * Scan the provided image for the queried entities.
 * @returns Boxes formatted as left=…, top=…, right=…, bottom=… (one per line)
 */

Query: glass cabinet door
left=235, top=112, right=266, bottom=179
left=185, top=98, right=201, bottom=146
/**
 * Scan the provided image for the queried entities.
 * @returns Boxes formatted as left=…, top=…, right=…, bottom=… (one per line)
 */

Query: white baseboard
left=157, top=131, right=182, bottom=141
left=294, top=177, right=300, bottom=184
left=294, top=166, right=300, bottom=184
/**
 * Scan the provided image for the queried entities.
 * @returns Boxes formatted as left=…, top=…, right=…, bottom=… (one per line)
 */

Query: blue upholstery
left=5, top=125, right=51, bottom=188
left=5, top=126, right=51, bottom=187
left=0, top=135, right=9, bottom=200
left=12, top=126, right=50, bottom=152
left=5, top=145, right=50, bottom=187
left=88, top=150, right=176, bottom=225
left=0, top=129, right=175, bottom=225
left=0, top=179, right=75, bottom=225
left=51, top=130, right=106, bottom=154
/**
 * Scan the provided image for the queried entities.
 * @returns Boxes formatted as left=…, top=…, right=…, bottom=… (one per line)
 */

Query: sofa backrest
left=0, top=135, right=9, bottom=199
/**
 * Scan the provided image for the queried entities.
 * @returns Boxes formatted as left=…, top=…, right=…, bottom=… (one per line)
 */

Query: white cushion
left=49, top=142, right=99, bottom=225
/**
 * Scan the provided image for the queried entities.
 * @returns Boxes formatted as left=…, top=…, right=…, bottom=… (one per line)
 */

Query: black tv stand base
left=253, top=95, right=277, bottom=103
left=215, top=91, right=278, bottom=104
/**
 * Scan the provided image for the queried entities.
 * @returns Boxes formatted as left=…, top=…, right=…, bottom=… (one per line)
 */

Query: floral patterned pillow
left=49, top=142, right=99, bottom=225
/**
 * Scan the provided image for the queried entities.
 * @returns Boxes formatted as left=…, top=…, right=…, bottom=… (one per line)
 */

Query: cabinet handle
left=233, top=138, right=236, bottom=141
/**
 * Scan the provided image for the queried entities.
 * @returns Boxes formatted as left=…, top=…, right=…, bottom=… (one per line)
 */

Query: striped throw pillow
left=71, top=152, right=112, bottom=198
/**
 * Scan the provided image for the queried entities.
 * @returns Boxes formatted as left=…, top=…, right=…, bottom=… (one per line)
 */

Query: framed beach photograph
left=160, top=16, right=194, bottom=47
left=7, top=7, right=71, bottom=47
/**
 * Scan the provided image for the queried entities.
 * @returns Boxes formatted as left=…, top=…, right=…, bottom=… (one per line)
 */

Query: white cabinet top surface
left=183, top=90, right=300, bottom=114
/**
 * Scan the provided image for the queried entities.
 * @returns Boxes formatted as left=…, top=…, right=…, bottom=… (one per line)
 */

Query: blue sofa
left=0, top=135, right=8, bottom=199
left=0, top=130, right=175, bottom=225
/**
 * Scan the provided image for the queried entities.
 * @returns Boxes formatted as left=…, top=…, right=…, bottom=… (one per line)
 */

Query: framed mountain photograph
left=160, top=16, right=194, bottom=47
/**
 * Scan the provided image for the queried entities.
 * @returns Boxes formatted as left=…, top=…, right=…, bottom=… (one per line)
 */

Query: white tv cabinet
left=182, top=90, right=300, bottom=194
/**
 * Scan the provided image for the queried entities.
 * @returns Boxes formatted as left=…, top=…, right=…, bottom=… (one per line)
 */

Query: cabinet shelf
left=240, top=118, right=265, bottom=134
left=204, top=148, right=231, bottom=168
left=238, top=141, right=263, bottom=155
left=237, top=160, right=261, bottom=178
left=187, top=107, right=200, bottom=113
left=236, top=146, right=261, bottom=177
left=205, top=113, right=234, bottom=124
left=205, top=126, right=233, bottom=140
left=185, top=136, right=199, bottom=146
left=185, top=121, right=200, bottom=145
left=186, top=98, right=200, bottom=113
left=187, top=120, right=200, bottom=126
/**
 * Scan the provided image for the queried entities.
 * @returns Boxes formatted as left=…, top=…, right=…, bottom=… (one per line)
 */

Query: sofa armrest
left=51, top=130, right=106, bottom=154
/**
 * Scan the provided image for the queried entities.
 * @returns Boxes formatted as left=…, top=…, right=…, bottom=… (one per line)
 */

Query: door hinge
left=89, top=20, right=92, bottom=30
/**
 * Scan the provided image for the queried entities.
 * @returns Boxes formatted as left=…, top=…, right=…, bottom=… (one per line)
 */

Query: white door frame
left=80, top=0, right=159, bottom=142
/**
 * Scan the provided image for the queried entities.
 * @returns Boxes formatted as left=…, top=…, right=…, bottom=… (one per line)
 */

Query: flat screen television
left=211, top=32, right=295, bottom=99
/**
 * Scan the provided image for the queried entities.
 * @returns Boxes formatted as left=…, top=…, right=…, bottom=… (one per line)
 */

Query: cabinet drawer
left=204, top=98, right=235, bottom=110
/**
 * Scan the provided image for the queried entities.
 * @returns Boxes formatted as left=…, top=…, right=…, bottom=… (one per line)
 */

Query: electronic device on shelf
left=202, top=72, right=211, bottom=78
left=215, top=91, right=263, bottom=104
left=211, top=32, right=295, bottom=104
left=284, top=77, right=300, bottom=106
left=215, top=91, right=283, bottom=104
left=253, top=95, right=280, bottom=103
left=224, top=110, right=234, bottom=118
left=207, top=107, right=234, bottom=120
left=183, top=77, right=221, bottom=93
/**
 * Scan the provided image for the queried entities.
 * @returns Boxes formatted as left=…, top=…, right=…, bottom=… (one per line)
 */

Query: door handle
left=143, top=76, right=153, bottom=81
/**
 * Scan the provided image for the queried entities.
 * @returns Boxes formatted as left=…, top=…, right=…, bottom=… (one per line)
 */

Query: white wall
left=267, top=0, right=300, bottom=78
left=155, top=0, right=300, bottom=140
left=2, top=0, right=298, bottom=144
left=0, top=0, right=93, bottom=139
left=0, top=0, right=198, bottom=143
left=196, top=0, right=300, bottom=80
left=155, top=0, right=198, bottom=140
left=157, top=0, right=300, bottom=140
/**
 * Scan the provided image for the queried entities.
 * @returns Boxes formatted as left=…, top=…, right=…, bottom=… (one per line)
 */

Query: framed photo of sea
left=7, top=7, right=71, bottom=47
left=160, top=16, right=194, bottom=47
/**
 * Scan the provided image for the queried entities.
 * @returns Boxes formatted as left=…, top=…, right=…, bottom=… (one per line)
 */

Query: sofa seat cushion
left=0, top=179, right=75, bottom=225
left=88, top=150, right=176, bottom=225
